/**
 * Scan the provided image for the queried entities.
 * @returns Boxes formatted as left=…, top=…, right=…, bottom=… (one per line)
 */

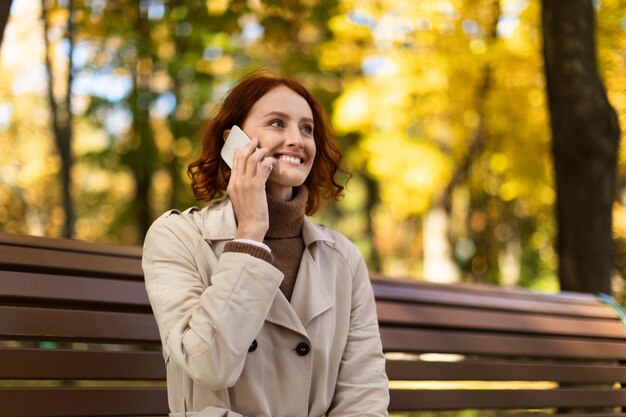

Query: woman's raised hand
left=227, top=138, right=275, bottom=243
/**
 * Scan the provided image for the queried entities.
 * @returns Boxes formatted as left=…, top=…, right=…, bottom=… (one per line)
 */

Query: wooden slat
left=381, top=327, right=626, bottom=360
left=0, top=388, right=168, bottom=417
left=372, top=280, right=616, bottom=319
left=0, top=232, right=142, bottom=258
left=526, top=414, right=626, bottom=417
left=0, top=306, right=160, bottom=342
left=0, top=348, right=165, bottom=380
left=376, top=301, right=626, bottom=339
left=371, top=276, right=601, bottom=304
left=0, top=245, right=143, bottom=278
left=0, top=271, right=150, bottom=307
left=385, top=359, right=626, bottom=382
left=388, top=388, right=626, bottom=411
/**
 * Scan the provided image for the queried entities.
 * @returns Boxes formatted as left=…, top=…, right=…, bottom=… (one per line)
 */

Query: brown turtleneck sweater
left=223, top=187, right=307, bottom=301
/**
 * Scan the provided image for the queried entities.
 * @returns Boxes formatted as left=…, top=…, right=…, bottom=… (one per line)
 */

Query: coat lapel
left=264, top=245, right=334, bottom=336
left=255, top=219, right=336, bottom=336
left=289, top=248, right=333, bottom=328
left=265, top=291, right=308, bottom=336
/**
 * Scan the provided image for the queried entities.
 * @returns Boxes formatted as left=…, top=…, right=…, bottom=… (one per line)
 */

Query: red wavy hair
left=188, top=71, right=349, bottom=215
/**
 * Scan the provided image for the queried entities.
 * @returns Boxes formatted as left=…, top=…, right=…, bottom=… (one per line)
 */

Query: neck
left=266, top=184, right=293, bottom=202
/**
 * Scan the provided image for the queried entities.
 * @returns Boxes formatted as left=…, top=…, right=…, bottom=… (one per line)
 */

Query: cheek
left=240, top=119, right=255, bottom=135
left=307, top=141, right=317, bottom=160
left=258, top=133, right=281, bottom=150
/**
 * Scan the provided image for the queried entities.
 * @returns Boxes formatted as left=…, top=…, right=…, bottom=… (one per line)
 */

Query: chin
left=271, top=172, right=308, bottom=186
left=271, top=180, right=306, bottom=189
left=267, top=176, right=306, bottom=190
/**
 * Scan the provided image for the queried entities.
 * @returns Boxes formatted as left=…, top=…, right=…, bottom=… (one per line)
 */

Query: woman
left=142, top=71, right=389, bottom=417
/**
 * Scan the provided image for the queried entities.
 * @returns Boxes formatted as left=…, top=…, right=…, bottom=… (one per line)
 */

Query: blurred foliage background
left=1, top=0, right=625, bottom=295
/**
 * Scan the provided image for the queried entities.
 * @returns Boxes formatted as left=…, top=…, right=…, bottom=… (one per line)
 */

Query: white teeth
left=278, top=156, right=302, bottom=164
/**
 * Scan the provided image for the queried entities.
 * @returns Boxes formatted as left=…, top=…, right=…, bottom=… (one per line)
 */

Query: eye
left=269, top=119, right=285, bottom=128
left=301, top=124, right=314, bottom=135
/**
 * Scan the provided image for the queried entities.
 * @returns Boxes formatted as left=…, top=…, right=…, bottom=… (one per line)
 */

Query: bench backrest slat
left=385, top=359, right=626, bottom=382
left=0, top=348, right=165, bottom=380
left=388, top=389, right=626, bottom=411
left=0, top=271, right=150, bottom=307
left=0, top=388, right=168, bottom=417
left=377, top=300, right=626, bottom=338
left=0, top=240, right=143, bottom=278
left=0, top=306, right=160, bottom=342
left=381, top=327, right=626, bottom=359
left=372, top=279, right=617, bottom=318
left=548, top=414, right=626, bottom=417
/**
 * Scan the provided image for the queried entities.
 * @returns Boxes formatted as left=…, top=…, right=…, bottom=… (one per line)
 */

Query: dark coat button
left=295, top=342, right=310, bottom=356
left=248, top=340, right=257, bottom=352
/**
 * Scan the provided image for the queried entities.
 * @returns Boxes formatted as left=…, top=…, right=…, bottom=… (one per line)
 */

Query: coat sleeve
left=327, top=251, right=390, bottom=417
left=142, top=213, right=284, bottom=390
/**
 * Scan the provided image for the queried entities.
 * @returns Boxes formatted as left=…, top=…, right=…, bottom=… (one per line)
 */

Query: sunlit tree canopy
left=1, top=0, right=625, bottom=297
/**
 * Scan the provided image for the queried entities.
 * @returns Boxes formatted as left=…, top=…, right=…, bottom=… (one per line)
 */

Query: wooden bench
left=1, top=231, right=626, bottom=416
left=0, top=232, right=166, bottom=417
left=372, top=276, right=626, bottom=415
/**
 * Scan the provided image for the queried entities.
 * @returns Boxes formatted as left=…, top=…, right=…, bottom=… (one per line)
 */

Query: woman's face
left=241, top=85, right=316, bottom=201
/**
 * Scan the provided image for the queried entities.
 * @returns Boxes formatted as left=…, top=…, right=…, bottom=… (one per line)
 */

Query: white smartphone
left=221, top=125, right=252, bottom=169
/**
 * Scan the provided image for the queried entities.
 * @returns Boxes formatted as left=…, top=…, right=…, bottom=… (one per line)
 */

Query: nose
left=285, top=126, right=304, bottom=149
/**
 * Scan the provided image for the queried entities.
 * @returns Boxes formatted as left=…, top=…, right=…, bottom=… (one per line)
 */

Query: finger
left=231, top=148, right=243, bottom=180
left=246, top=147, right=268, bottom=176
left=259, top=156, right=275, bottom=182
left=242, top=138, right=258, bottom=156
left=233, top=139, right=258, bottom=177
left=248, top=146, right=269, bottom=165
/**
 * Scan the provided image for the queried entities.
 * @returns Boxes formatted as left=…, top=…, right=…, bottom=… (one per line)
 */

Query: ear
left=223, top=129, right=231, bottom=142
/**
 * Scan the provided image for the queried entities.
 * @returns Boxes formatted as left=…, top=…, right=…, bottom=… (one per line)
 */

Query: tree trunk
left=542, top=0, right=620, bottom=294
left=127, top=1, right=156, bottom=241
left=364, top=174, right=382, bottom=273
left=42, top=0, right=75, bottom=238
left=0, top=0, right=13, bottom=49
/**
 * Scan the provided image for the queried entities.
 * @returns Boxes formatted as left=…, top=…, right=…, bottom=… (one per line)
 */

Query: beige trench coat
left=142, top=198, right=390, bottom=417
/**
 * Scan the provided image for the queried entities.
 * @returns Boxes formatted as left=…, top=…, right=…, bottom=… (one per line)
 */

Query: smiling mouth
left=277, top=155, right=304, bottom=164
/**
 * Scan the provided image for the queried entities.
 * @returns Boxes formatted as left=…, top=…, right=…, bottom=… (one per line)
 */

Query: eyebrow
left=264, top=111, right=314, bottom=125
